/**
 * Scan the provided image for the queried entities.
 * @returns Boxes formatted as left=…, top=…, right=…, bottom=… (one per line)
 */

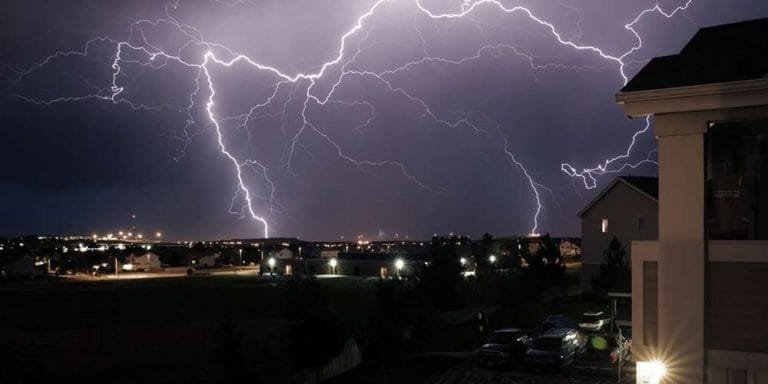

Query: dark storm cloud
left=0, top=0, right=766, bottom=240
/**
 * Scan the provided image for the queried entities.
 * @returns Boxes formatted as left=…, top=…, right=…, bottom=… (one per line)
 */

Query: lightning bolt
left=8, top=0, right=693, bottom=237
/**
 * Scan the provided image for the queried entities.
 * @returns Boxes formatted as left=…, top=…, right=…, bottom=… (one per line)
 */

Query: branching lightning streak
left=10, top=0, right=693, bottom=237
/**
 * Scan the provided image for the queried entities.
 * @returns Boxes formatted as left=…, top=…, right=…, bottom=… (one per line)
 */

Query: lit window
left=638, top=216, right=646, bottom=232
left=601, top=219, right=608, bottom=233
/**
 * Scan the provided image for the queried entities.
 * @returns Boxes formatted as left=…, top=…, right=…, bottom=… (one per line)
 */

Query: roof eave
left=616, top=77, right=768, bottom=117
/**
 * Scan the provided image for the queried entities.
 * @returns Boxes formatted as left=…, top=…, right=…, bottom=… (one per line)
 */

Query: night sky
left=1, top=0, right=766, bottom=241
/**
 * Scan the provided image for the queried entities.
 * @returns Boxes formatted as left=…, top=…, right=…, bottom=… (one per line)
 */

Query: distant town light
left=460, top=257, right=467, bottom=266
left=155, top=232, right=162, bottom=238
left=488, top=255, right=497, bottom=264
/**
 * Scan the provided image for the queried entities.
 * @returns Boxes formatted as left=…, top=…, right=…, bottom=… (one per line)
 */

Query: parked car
left=579, top=311, right=611, bottom=332
left=525, top=328, right=586, bottom=367
left=542, top=314, right=577, bottom=331
left=478, top=327, right=531, bottom=366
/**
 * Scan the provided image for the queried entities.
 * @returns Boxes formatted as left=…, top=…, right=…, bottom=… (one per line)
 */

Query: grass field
left=0, top=275, right=379, bottom=383
left=0, top=267, right=596, bottom=383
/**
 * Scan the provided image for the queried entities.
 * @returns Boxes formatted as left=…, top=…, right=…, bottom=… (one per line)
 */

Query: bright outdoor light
left=459, top=257, right=467, bottom=266
left=329, top=258, right=338, bottom=268
left=637, top=360, right=666, bottom=384
left=395, top=258, right=405, bottom=270
left=267, top=257, right=276, bottom=268
left=488, top=255, right=497, bottom=264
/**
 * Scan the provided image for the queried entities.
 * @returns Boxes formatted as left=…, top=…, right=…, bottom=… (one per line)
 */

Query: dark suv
left=525, top=328, right=586, bottom=367
left=478, top=328, right=530, bottom=366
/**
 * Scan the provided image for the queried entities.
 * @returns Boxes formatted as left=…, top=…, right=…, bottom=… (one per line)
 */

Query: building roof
left=622, top=18, right=768, bottom=92
left=620, top=176, right=658, bottom=200
left=578, top=176, right=658, bottom=217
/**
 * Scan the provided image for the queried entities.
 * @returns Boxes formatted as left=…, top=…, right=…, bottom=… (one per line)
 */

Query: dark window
left=637, top=216, right=646, bottom=232
left=707, top=120, right=768, bottom=240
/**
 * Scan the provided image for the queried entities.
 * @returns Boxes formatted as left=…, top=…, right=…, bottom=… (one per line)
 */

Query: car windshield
left=533, top=337, right=562, bottom=351
left=488, top=331, right=521, bottom=344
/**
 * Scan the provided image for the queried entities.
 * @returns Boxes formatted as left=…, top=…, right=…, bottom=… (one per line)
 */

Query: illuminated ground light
left=637, top=360, right=666, bottom=384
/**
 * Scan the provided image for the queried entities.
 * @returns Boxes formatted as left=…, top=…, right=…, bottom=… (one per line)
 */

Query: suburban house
left=195, top=253, right=220, bottom=268
left=616, top=18, right=768, bottom=383
left=558, top=238, right=582, bottom=262
left=272, top=247, right=293, bottom=260
left=123, top=252, right=162, bottom=272
left=520, top=236, right=582, bottom=262
left=578, top=176, right=659, bottom=291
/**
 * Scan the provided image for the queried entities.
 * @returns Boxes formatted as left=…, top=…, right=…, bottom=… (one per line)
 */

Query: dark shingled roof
left=619, top=176, right=658, bottom=200
left=622, top=18, right=768, bottom=92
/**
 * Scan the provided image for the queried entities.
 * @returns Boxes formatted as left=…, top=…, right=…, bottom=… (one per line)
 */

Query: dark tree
left=421, top=239, right=463, bottom=311
left=366, top=279, right=412, bottom=371
left=591, top=236, right=630, bottom=293
left=526, top=234, right=565, bottom=287
left=285, top=276, right=345, bottom=370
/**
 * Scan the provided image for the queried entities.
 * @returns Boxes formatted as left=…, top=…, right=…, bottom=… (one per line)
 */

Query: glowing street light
left=395, top=258, right=405, bottom=279
left=267, top=257, right=276, bottom=275
left=488, top=255, right=497, bottom=265
left=155, top=232, right=162, bottom=239
left=460, top=257, right=467, bottom=266
left=329, top=258, right=338, bottom=274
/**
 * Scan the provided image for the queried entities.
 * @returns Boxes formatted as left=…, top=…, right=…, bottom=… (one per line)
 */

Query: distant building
left=616, top=18, right=768, bottom=383
left=522, top=237, right=581, bottom=259
left=271, top=247, right=293, bottom=260
left=196, top=253, right=220, bottom=268
left=578, top=176, right=658, bottom=291
left=558, top=238, right=581, bottom=262
left=124, top=252, right=162, bottom=272
left=320, top=249, right=339, bottom=259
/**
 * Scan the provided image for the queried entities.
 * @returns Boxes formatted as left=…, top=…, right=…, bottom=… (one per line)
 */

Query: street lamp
left=460, top=257, right=467, bottom=266
left=488, top=255, right=497, bottom=265
left=395, top=258, right=405, bottom=279
left=267, top=257, right=276, bottom=275
left=329, top=258, right=338, bottom=275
